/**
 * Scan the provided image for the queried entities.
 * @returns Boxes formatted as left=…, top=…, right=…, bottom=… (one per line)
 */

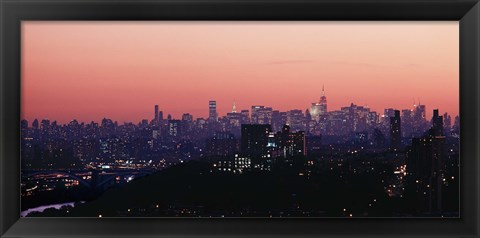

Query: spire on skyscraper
left=232, top=100, right=237, bottom=113
left=319, top=84, right=327, bottom=104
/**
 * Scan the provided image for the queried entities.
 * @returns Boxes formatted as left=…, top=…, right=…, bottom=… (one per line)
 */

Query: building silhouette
left=389, top=110, right=401, bottom=149
left=206, top=131, right=238, bottom=157
left=406, top=109, right=446, bottom=214
left=241, top=124, right=271, bottom=158
left=154, top=105, right=159, bottom=124
left=209, top=101, right=218, bottom=122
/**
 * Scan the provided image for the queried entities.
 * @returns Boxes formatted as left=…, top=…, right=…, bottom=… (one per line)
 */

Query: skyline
left=22, top=99, right=454, bottom=126
left=22, top=21, right=459, bottom=124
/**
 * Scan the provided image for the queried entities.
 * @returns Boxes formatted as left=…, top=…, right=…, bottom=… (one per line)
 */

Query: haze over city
left=22, top=21, right=458, bottom=124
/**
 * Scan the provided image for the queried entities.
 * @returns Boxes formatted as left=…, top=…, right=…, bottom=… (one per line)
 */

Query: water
left=21, top=201, right=84, bottom=217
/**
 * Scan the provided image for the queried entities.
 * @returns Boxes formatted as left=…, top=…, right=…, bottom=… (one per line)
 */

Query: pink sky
left=22, top=21, right=459, bottom=124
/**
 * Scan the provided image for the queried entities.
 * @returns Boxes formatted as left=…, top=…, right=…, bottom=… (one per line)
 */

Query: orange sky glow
left=22, top=21, right=459, bottom=124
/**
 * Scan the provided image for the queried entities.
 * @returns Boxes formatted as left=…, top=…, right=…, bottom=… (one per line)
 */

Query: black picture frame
left=1, top=0, right=479, bottom=237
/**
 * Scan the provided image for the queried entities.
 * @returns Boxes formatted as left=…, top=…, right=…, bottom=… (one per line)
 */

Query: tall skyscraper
left=232, top=101, right=237, bottom=113
left=32, top=119, right=39, bottom=130
left=310, top=85, right=328, bottom=122
left=402, top=109, right=413, bottom=138
left=410, top=103, right=428, bottom=137
left=443, top=112, right=451, bottom=135
left=390, top=110, right=401, bottom=149
left=319, top=85, right=327, bottom=115
left=159, top=111, right=164, bottom=121
left=431, top=109, right=444, bottom=136
left=286, top=131, right=306, bottom=157
left=413, top=103, right=427, bottom=122
left=209, top=100, right=218, bottom=122
left=154, top=105, right=159, bottom=124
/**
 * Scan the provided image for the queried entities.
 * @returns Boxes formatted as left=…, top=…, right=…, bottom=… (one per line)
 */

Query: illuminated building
left=286, top=109, right=305, bottom=132
left=251, top=106, right=273, bottom=125
left=366, top=111, right=378, bottom=129
left=287, top=131, right=306, bottom=157
left=232, top=101, right=237, bottom=113
left=327, top=110, right=348, bottom=136
left=215, top=154, right=252, bottom=173
left=209, top=100, right=218, bottom=122
left=234, top=154, right=251, bottom=173
left=310, top=85, right=327, bottom=122
left=276, top=125, right=306, bottom=157
left=240, top=110, right=250, bottom=124
left=226, top=102, right=242, bottom=130
left=168, top=120, right=182, bottom=137
left=412, top=103, right=428, bottom=137
left=271, top=110, right=287, bottom=132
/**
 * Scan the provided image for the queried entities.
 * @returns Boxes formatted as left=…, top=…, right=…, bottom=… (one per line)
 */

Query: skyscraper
left=402, top=109, right=413, bottom=138
left=406, top=111, right=446, bottom=213
left=159, top=111, right=164, bottom=121
left=310, top=85, right=327, bottom=122
left=319, top=85, right=327, bottom=115
left=443, top=112, right=451, bottom=135
left=390, top=110, right=401, bottom=149
left=154, top=105, right=159, bottom=124
left=431, top=109, right=444, bottom=136
left=240, top=110, right=250, bottom=124
left=287, top=131, right=306, bottom=157
left=209, top=101, right=218, bottom=122
left=414, top=104, right=427, bottom=121
left=411, top=103, right=428, bottom=137
left=286, top=109, right=305, bottom=132
left=232, top=101, right=237, bottom=113
left=251, top=106, right=273, bottom=125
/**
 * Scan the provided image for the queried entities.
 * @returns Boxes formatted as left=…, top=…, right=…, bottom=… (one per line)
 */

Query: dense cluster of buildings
left=21, top=87, right=459, bottom=215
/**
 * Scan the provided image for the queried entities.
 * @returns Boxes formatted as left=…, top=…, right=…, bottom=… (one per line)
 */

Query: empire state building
left=310, top=85, right=328, bottom=122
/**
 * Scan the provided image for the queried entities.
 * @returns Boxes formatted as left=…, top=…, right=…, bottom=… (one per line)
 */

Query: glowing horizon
left=22, top=21, right=459, bottom=124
